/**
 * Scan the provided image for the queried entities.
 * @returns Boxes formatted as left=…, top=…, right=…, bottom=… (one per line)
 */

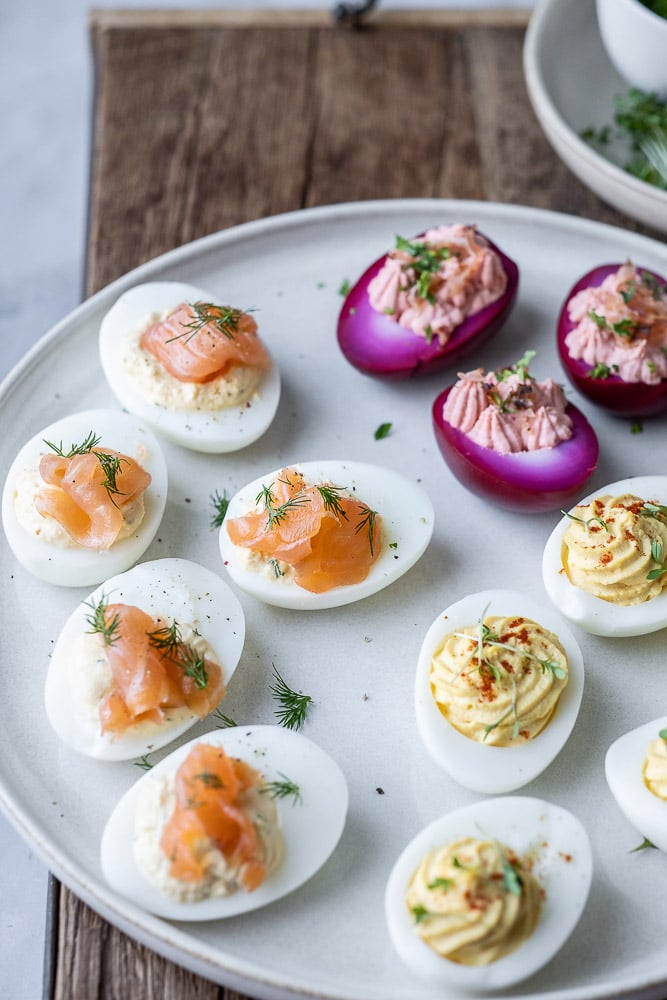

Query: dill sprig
left=179, top=647, right=209, bottom=690
left=256, top=481, right=310, bottom=530
left=146, top=619, right=182, bottom=656
left=270, top=664, right=313, bottom=731
left=354, top=505, right=379, bottom=557
left=84, top=595, right=120, bottom=647
left=44, top=430, right=101, bottom=457
left=316, top=484, right=349, bottom=520
left=193, top=771, right=225, bottom=788
left=167, top=301, right=245, bottom=344
left=213, top=709, right=237, bottom=729
left=262, top=772, right=302, bottom=805
left=134, top=754, right=154, bottom=771
left=95, top=451, right=128, bottom=503
left=210, top=489, right=230, bottom=529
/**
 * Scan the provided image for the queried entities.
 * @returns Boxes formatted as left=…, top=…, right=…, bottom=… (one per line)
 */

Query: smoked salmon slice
left=160, top=743, right=267, bottom=890
left=226, top=467, right=382, bottom=593
left=94, top=603, right=225, bottom=735
left=140, top=302, right=271, bottom=384
left=35, top=446, right=151, bottom=549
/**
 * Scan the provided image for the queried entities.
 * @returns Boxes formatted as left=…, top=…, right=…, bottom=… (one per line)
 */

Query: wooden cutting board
left=48, top=8, right=657, bottom=998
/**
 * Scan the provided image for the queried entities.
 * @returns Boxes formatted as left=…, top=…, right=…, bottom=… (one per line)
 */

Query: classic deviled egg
left=101, top=725, right=348, bottom=919
left=385, top=797, right=592, bottom=991
left=337, top=224, right=519, bottom=378
left=99, top=281, right=281, bottom=452
left=45, top=558, right=245, bottom=760
left=606, top=716, right=667, bottom=853
left=415, top=589, right=584, bottom=793
left=432, top=352, right=598, bottom=512
left=1, top=409, right=167, bottom=587
left=219, top=460, right=435, bottom=610
left=543, top=476, right=667, bottom=636
left=557, top=262, right=667, bottom=417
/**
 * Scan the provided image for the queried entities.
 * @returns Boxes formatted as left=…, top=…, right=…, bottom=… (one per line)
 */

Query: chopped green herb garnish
left=631, top=420, right=644, bottom=434
left=339, top=278, right=351, bottom=296
left=629, top=836, right=657, bottom=853
left=193, top=772, right=224, bottom=788
left=44, top=431, right=101, bottom=458
left=179, top=647, right=209, bottom=689
left=659, top=728, right=667, bottom=740
left=270, top=558, right=284, bottom=578
left=256, top=481, right=309, bottom=530
left=134, top=754, right=154, bottom=771
left=427, top=877, right=453, bottom=891
left=354, top=505, right=379, bottom=557
left=410, top=904, right=431, bottom=924
left=394, top=234, right=451, bottom=303
left=146, top=619, right=182, bottom=655
left=620, top=280, right=636, bottom=304
left=374, top=422, right=392, bottom=440
left=316, top=484, right=349, bottom=520
left=590, top=362, right=619, bottom=380
left=647, top=538, right=667, bottom=580
left=389, top=541, right=398, bottom=549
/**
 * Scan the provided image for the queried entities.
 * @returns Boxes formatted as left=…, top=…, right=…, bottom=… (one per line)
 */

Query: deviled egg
left=557, top=262, right=667, bottom=417
left=432, top=352, right=598, bottom=512
left=45, top=558, right=245, bottom=760
left=415, top=589, right=584, bottom=793
left=101, top=725, right=348, bottom=919
left=337, top=224, right=519, bottom=379
left=99, top=281, right=281, bottom=452
left=219, top=460, right=435, bottom=610
left=605, top=716, right=667, bottom=853
left=385, top=796, right=592, bottom=991
left=542, top=476, right=667, bottom=636
left=1, top=409, right=167, bottom=587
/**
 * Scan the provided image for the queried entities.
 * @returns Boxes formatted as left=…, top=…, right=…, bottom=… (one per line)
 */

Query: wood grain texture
left=53, top=11, right=659, bottom=1000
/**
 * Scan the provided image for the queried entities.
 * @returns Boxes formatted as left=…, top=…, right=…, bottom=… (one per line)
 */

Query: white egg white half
left=101, top=724, right=348, bottom=920
left=218, top=460, right=435, bottom=610
left=385, top=796, right=592, bottom=993
left=45, top=558, right=245, bottom=761
left=1, top=408, right=168, bottom=587
left=605, top=716, right=667, bottom=853
left=415, top=589, right=584, bottom=794
left=99, top=280, right=281, bottom=453
left=542, top=475, right=667, bottom=637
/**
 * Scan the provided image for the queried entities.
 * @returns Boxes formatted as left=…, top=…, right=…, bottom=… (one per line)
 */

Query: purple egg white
left=337, top=233, right=519, bottom=379
left=557, top=263, right=667, bottom=418
left=432, top=385, right=599, bottom=513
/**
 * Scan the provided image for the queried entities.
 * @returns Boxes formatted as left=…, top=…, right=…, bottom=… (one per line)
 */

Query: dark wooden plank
left=55, top=11, right=662, bottom=1000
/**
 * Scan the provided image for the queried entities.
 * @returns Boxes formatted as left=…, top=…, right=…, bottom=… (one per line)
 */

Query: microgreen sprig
left=647, top=538, right=667, bottom=581
left=561, top=509, right=609, bottom=534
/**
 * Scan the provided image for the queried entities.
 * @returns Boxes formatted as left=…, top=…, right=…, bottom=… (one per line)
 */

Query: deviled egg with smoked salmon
left=2, top=409, right=167, bottom=587
left=45, top=559, right=245, bottom=760
left=101, top=725, right=348, bottom=919
left=99, top=281, right=281, bottom=452
left=219, top=460, right=435, bottom=609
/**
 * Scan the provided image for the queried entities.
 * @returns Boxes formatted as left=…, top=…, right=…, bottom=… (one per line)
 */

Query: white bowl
left=596, top=0, right=667, bottom=97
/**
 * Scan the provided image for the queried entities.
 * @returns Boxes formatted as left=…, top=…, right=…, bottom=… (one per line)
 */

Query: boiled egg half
left=385, top=796, right=592, bottom=992
left=45, top=558, right=245, bottom=760
left=1, top=408, right=167, bottom=587
left=101, top=724, right=348, bottom=920
left=605, top=716, right=667, bottom=853
left=219, top=460, right=435, bottom=610
left=542, top=475, right=667, bottom=637
left=415, top=589, right=584, bottom=793
left=99, top=281, right=281, bottom=453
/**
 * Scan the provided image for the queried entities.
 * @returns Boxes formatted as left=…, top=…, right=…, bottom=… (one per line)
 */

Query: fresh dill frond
left=146, top=619, right=182, bottom=656
left=44, top=430, right=101, bottom=457
left=316, top=484, right=349, bottom=520
left=93, top=451, right=128, bottom=503
left=168, top=301, right=246, bottom=344
left=179, top=647, right=209, bottom=689
left=213, top=708, right=237, bottom=729
left=256, top=481, right=310, bottom=530
left=193, top=771, right=225, bottom=788
left=84, top=595, right=120, bottom=647
left=134, top=754, right=154, bottom=771
left=261, top=772, right=303, bottom=805
left=270, top=664, right=313, bottom=731
left=210, top=489, right=230, bottom=529
left=354, top=505, right=379, bottom=557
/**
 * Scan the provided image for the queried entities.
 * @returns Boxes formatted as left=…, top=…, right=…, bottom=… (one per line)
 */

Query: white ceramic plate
left=524, top=0, right=667, bottom=235
left=2, top=200, right=667, bottom=1000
